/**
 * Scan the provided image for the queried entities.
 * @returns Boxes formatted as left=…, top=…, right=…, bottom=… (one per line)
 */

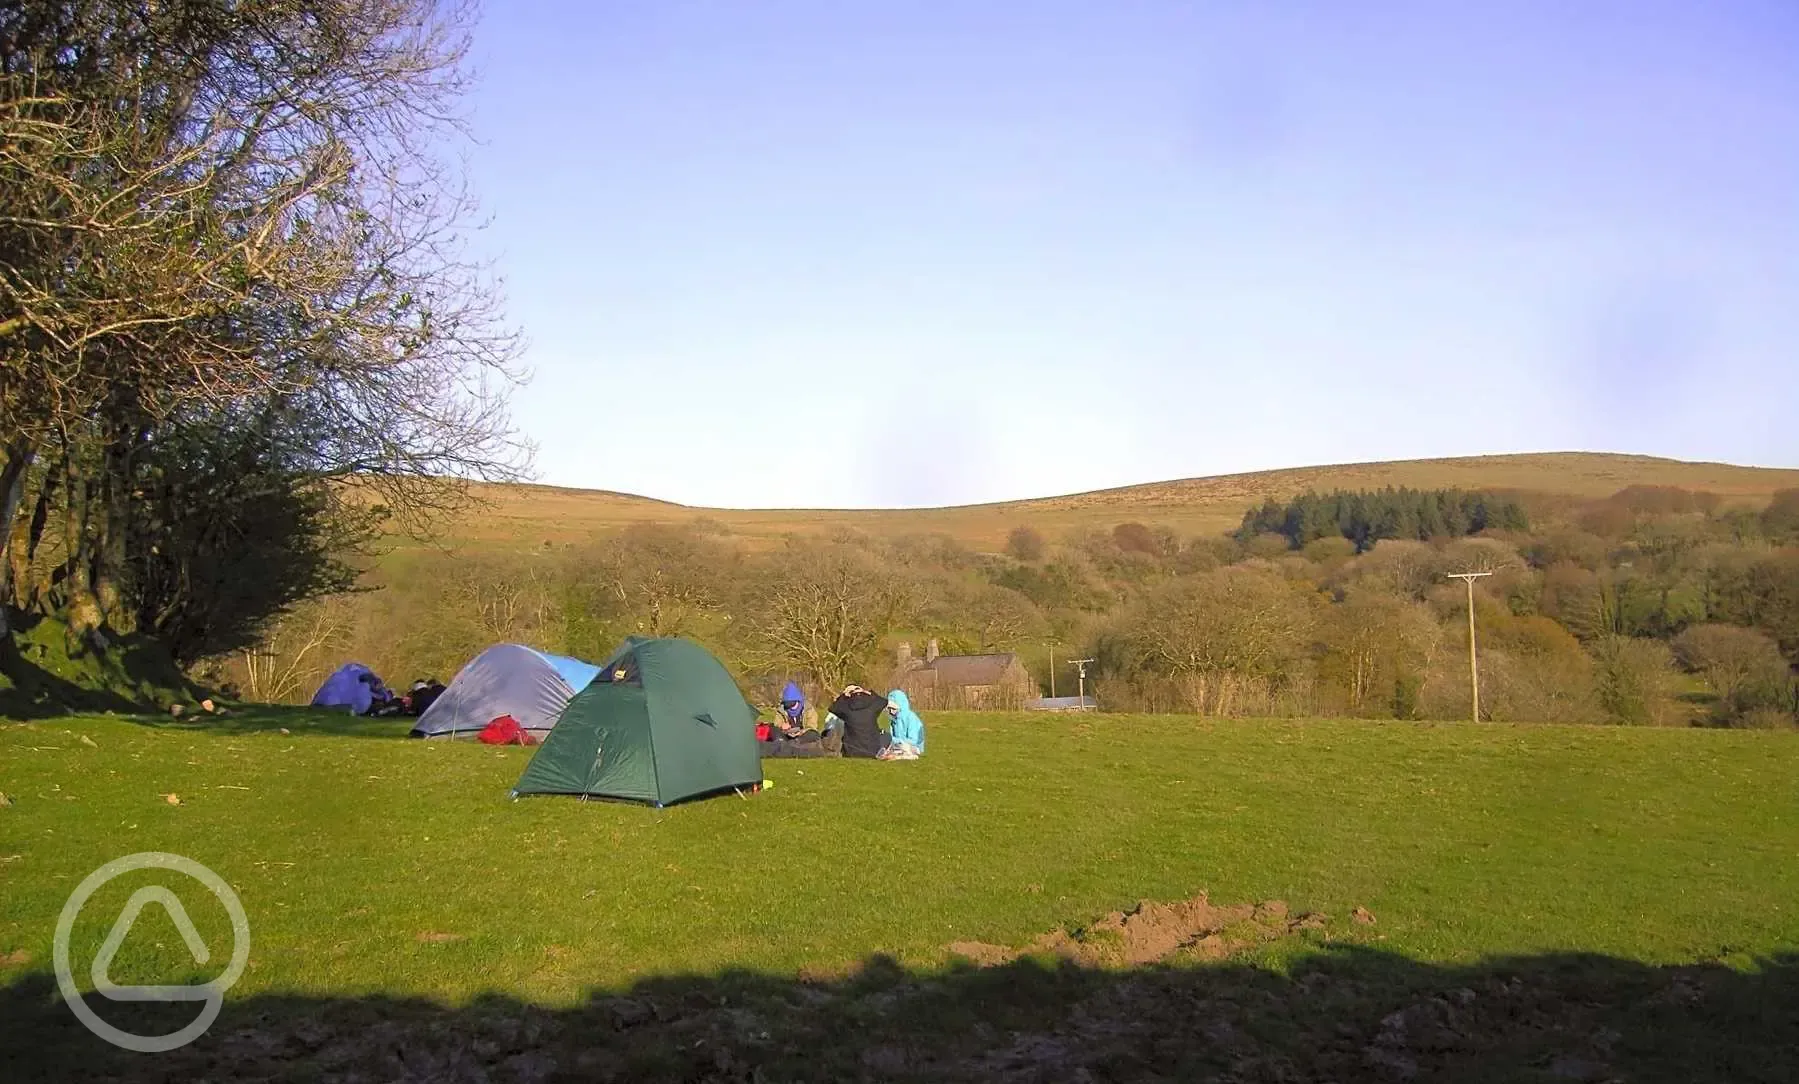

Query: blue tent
left=310, top=663, right=383, bottom=715
left=409, top=644, right=602, bottom=739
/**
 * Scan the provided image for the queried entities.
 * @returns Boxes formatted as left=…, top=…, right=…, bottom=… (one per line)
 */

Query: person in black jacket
left=828, top=685, right=891, bottom=759
left=407, top=679, right=446, bottom=716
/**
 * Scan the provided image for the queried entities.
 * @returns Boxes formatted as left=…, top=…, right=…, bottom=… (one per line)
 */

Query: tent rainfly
left=409, top=644, right=601, bottom=740
left=310, top=663, right=385, bottom=715
left=511, top=636, right=762, bottom=806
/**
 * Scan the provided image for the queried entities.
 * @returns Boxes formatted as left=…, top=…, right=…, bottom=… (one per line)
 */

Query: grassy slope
left=433, top=452, right=1799, bottom=552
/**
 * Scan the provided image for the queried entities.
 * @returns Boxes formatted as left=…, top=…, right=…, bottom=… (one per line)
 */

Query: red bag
left=478, top=714, right=526, bottom=745
left=754, top=721, right=772, bottom=742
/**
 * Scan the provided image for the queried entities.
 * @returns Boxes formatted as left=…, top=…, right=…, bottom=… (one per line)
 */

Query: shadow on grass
left=1, top=613, right=410, bottom=735
left=2, top=947, right=1794, bottom=1082
left=2, top=695, right=416, bottom=739
left=111, top=702, right=418, bottom=739
left=0, top=627, right=188, bottom=720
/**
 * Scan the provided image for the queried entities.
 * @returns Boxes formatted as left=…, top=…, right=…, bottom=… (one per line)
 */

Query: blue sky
left=460, top=1, right=1798, bottom=508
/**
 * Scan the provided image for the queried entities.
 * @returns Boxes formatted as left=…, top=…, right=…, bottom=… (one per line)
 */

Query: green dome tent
left=510, top=636, right=762, bottom=807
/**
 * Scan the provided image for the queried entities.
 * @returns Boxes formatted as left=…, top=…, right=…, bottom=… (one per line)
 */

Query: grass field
left=430, top=452, right=1799, bottom=553
left=3, top=710, right=1797, bottom=1081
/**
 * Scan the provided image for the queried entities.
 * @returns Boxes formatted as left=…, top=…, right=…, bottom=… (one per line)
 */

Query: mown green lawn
left=2, top=710, right=1796, bottom=1081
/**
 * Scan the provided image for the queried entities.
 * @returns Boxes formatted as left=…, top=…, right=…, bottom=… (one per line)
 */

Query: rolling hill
left=428, top=452, right=1799, bottom=552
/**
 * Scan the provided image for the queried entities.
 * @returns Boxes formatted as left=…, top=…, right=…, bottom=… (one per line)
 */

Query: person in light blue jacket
left=879, top=689, right=926, bottom=760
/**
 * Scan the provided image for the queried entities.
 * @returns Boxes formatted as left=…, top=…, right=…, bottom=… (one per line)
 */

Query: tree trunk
left=0, top=443, right=29, bottom=555
left=62, top=462, right=107, bottom=644
left=93, top=431, right=139, bottom=628
left=13, top=450, right=62, bottom=610
left=0, top=442, right=31, bottom=636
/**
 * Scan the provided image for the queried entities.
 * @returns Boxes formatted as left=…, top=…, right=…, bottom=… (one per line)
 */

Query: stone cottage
left=892, top=639, right=1036, bottom=710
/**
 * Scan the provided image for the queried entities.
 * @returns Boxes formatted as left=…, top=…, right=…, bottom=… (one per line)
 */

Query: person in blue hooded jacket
left=777, top=681, right=816, bottom=736
left=760, top=680, right=833, bottom=758
left=878, top=689, right=926, bottom=760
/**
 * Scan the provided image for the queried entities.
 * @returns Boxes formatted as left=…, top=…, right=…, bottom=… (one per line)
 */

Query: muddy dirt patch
left=948, top=892, right=1334, bottom=969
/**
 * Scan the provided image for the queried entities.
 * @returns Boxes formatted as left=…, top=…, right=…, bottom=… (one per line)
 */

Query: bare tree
left=738, top=542, right=910, bottom=693
left=1004, top=525, right=1045, bottom=562
left=0, top=0, right=525, bottom=644
left=923, top=581, right=1045, bottom=653
left=441, top=554, right=560, bottom=646
left=236, top=596, right=355, bottom=703
left=1321, top=589, right=1439, bottom=713
left=1131, top=566, right=1318, bottom=715
left=1337, top=540, right=1440, bottom=601
left=579, top=524, right=733, bottom=636
left=1673, top=623, right=1792, bottom=724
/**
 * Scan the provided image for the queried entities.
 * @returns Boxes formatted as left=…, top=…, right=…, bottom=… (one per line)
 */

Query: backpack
left=477, top=714, right=532, bottom=745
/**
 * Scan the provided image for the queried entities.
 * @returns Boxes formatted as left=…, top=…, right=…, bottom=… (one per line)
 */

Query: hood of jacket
left=885, top=689, right=925, bottom=753
left=780, top=681, right=806, bottom=722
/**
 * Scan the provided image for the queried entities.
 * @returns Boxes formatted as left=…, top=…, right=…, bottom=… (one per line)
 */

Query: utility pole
left=1446, top=571, right=1493, bottom=721
left=1071, top=658, right=1096, bottom=710
left=1048, top=646, right=1056, bottom=699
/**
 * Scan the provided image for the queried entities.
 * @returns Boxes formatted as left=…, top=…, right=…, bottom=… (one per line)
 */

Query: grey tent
left=409, top=644, right=602, bottom=740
